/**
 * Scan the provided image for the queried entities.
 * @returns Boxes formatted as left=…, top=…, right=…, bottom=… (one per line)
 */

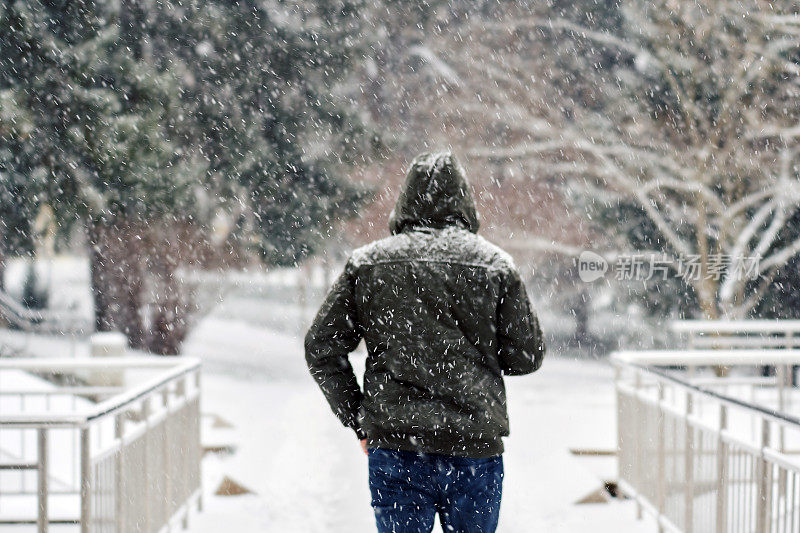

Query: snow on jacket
left=305, top=152, right=545, bottom=458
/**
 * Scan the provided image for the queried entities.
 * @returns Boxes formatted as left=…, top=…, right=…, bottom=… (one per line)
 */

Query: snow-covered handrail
left=670, top=319, right=800, bottom=334
left=0, top=356, right=200, bottom=426
left=613, top=349, right=800, bottom=366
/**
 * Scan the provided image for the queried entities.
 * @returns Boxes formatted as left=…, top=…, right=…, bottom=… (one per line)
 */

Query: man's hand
left=360, top=439, right=368, bottom=455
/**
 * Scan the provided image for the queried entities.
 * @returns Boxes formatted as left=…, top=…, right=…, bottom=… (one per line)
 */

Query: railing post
left=715, top=405, right=728, bottom=533
left=615, top=363, right=623, bottom=497
left=163, top=386, right=172, bottom=527
left=115, top=413, right=125, bottom=533
left=777, top=363, right=786, bottom=420
left=178, top=376, right=191, bottom=529
left=634, top=370, right=643, bottom=520
left=195, top=370, right=203, bottom=514
left=142, top=397, right=151, bottom=533
left=657, top=382, right=666, bottom=533
left=777, top=364, right=788, bottom=500
left=756, top=419, right=771, bottom=533
left=37, top=428, right=48, bottom=533
left=80, top=427, right=91, bottom=533
left=685, top=392, right=694, bottom=533
left=787, top=332, right=797, bottom=387
left=21, top=395, right=26, bottom=495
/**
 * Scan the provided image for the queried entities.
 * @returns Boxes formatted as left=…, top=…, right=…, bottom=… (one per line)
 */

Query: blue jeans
left=368, top=448, right=503, bottom=533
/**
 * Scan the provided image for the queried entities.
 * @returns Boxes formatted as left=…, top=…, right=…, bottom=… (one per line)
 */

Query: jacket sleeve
left=304, top=259, right=366, bottom=439
left=496, top=267, right=546, bottom=375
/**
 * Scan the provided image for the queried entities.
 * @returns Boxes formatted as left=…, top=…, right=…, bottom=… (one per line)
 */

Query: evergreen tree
left=1, top=0, right=198, bottom=343
left=148, top=0, right=369, bottom=264
left=0, top=0, right=372, bottom=347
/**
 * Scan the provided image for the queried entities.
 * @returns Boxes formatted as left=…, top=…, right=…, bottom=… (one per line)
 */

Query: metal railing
left=671, top=320, right=800, bottom=386
left=671, top=320, right=800, bottom=353
left=0, top=357, right=202, bottom=532
left=614, top=349, right=800, bottom=533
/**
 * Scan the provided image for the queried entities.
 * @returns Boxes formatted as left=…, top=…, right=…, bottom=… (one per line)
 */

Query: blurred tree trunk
left=88, top=219, right=115, bottom=333
left=573, top=289, right=591, bottom=345
left=89, top=217, right=195, bottom=354
left=119, top=221, right=146, bottom=349
left=146, top=222, right=192, bottom=355
left=88, top=218, right=145, bottom=346
left=367, top=46, right=388, bottom=121
left=148, top=270, right=186, bottom=355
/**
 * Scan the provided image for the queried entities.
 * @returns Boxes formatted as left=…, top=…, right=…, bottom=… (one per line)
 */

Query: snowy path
left=184, top=316, right=657, bottom=532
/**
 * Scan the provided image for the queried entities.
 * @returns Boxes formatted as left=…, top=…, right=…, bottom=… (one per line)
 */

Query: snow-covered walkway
left=185, top=316, right=656, bottom=532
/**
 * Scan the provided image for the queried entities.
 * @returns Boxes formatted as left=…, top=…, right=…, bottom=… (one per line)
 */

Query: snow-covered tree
left=467, top=0, right=800, bottom=319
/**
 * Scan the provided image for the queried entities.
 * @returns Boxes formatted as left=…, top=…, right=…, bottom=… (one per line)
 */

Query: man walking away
left=305, top=152, right=545, bottom=533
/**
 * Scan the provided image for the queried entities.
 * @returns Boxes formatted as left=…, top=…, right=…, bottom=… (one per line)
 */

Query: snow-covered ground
left=184, top=314, right=656, bottom=532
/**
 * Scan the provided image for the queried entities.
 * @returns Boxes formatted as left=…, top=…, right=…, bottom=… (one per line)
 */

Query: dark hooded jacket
left=305, top=152, right=545, bottom=458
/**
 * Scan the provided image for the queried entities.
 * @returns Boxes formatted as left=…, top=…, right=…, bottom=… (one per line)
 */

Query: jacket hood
left=389, top=152, right=480, bottom=235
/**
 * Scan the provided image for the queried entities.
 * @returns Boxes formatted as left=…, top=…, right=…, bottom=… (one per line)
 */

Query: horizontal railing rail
left=623, top=362, right=800, bottom=430
left=0, top=357, right=199, bottom=426
left=614, top=349, right=800, bottom=366
left=670, top=320, right=800, bottom=334
left=669, top=321, right=800, bottom=385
